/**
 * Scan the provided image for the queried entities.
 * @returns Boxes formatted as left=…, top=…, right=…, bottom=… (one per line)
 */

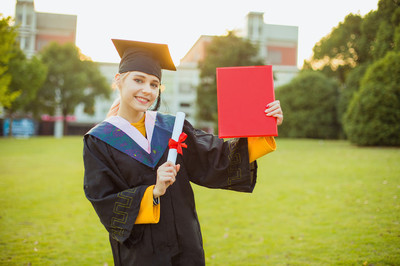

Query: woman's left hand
left=265, top=100, right=284, bottom=126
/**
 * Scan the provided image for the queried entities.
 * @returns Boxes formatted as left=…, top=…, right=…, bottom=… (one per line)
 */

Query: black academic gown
left=83, top=113, right=257, bottom=266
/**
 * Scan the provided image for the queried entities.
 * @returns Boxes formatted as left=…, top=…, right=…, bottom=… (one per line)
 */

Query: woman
left=83, top=39, right=283, bottom=265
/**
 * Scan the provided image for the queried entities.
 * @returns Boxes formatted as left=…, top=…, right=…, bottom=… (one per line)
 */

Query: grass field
left=0, top=137, right=399, bottom=265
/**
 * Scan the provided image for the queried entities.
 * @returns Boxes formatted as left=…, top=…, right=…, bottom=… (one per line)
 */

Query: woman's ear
left=114, top=73, right=121, bottom=83
left=160, top=84, right=166, bottom=92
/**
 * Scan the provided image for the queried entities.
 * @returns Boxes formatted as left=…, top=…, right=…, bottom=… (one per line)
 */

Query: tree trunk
left=63, top=108, right=69, bottom=136
left=63, top=118, right=68, bottom=136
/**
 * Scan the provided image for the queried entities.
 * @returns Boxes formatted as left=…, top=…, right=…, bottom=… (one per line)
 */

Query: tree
left=0, top=15, right=20, bottom=109
left=304, top=13, right=364, bottom=83
left=337, top=64, right=369, bottom=126
left=370, top=0, right=400, bottom=60
left=4, top=46, right=47, bottom=136
left=305, top=0, right=400, bottom=83
left=33, top=42, right=110, bottom=135
left=197, top=31, right=263, bottom=130
left=275, top=71, right=340, bottom=139
left=344, top=51, right=400, bottom=146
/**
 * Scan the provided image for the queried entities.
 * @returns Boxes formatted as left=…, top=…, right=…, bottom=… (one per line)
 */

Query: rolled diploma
left=167, top=112, right=186, bottom=164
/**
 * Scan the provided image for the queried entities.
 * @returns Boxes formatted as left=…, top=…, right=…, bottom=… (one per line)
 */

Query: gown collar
left=105, top=111, right=156, bottom=154
left=87, top=111, right=175, bottom=168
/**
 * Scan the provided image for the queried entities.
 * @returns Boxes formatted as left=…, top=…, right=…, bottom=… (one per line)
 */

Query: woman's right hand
left=153, top=161, right=180, bottom=198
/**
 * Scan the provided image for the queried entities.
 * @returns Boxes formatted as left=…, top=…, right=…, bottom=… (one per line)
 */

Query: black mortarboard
left=112, top=39, right=176, bottom=81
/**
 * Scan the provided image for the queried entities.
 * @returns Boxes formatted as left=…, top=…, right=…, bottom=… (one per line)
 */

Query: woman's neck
left=117, top=104, right=145, bottom=123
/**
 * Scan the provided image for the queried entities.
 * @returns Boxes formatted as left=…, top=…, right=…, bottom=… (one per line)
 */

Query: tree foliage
left=337, top=63, right=369, bottom=125
left=371, top=0, right=400, bottom=59
left=32, top=42, right=110, bottom=133
left=0, top=15, right=20, bottom=108
left=304, top=13, right=364, bottom=83
left=344, top=52, right=400, bottom=146
left=197, top=31, right=263, bottom=129
left=305, top=0, right=400, bottom=83
left=275, top=71, right=340, bottom=139
left=4, top=45, right=47, bottom=136
left=6, top=46, right=47, bottom=114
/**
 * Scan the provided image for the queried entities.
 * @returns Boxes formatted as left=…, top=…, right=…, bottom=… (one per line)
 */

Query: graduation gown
left=83, top=111, right=258, bottom=266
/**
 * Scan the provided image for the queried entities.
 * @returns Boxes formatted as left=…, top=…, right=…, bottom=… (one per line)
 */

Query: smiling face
left=116, top=71, right=160, bottom=122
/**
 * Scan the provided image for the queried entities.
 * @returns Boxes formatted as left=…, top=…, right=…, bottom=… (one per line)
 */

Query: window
left=179, top=83, right=193, bottom=94
left=180, top=103, right=191, bottom=108
left=267, top=50, right=282, bottom=65
left=20, top=37, right=27, bottom=49
left=26, top=15, right=32, bottom=25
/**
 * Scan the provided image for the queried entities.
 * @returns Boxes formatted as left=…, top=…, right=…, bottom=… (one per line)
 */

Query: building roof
left=180, top=35, right=214, bottom=65
left=36, top=12, right=77, bottom=30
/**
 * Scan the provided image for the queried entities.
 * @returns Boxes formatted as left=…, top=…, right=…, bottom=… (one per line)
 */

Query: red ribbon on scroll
left=168, top=132, right=188, bottom=155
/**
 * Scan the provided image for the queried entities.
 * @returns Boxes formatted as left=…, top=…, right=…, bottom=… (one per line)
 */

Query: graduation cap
left=112, top=39, right=176, bottom=81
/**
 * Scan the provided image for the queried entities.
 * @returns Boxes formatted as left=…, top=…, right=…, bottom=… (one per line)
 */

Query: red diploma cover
left=216, top=65, right=277, bottom=138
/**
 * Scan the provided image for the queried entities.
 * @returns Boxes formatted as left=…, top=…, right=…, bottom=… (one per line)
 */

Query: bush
left=337, top=64, right=369, bottom=124
left=275, top=71, right=340, bottom=139
left=344, top=51, right=400, bottom=146
left=336, top=64, right=369, bottom=138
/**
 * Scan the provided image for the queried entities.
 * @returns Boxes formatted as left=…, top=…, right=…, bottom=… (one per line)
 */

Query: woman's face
left=117, top=71, right=160, bottom=114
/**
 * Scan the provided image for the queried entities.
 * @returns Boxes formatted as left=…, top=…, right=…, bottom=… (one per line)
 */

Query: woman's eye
left=134, top=79, right=143, bottom=83
left=151, top=83, right=159, bottom=89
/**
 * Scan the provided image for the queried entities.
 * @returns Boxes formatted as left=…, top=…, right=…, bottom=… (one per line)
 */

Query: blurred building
left=14, top=0, right=77, bottom=58
left=245, top=12, right=298, bottom=87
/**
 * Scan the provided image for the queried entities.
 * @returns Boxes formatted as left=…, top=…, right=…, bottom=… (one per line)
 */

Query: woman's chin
left=132, top=107, right=147, bottom=113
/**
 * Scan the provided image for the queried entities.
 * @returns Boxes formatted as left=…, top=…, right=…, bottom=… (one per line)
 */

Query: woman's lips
left=135, top=96, right=149, bottom=104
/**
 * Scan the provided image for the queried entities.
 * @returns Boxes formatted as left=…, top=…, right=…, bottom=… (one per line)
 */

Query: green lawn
left=0, top=137, right=399, bottom=265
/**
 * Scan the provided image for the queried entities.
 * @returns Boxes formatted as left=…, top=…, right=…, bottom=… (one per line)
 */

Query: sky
left=2, top=0, right=379, bottom=68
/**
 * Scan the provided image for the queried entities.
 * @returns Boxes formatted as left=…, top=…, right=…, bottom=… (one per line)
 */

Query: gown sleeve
left=83, top=134, right=148, bottom=246
left=181, top=121, right=258, bottom=192
left=134, top=185, right=160, bottom=224
left=247, top=136, right=276, bottom=163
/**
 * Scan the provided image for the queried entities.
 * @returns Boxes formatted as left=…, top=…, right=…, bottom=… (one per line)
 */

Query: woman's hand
left=153, top=161, right=180, bottom=198
left=265, top=100, right=284, bottom=126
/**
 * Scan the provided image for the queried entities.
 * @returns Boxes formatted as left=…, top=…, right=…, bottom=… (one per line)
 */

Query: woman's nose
left=142, top=83, right=152, bottom=93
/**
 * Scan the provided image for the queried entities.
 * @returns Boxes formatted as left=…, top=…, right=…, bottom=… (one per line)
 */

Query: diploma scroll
left=167, top=112, right=186, bottom=164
